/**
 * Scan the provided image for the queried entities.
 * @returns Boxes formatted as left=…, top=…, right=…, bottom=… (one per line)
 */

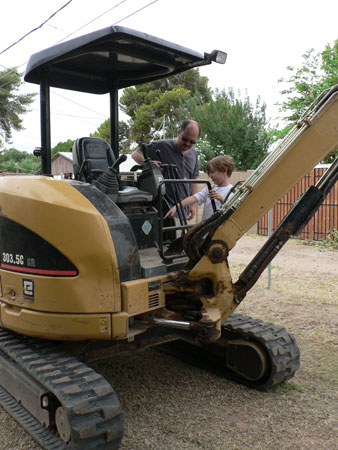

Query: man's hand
left=131, top=151, right=162, bottom=169
left=152, top=160, right=162, bottom=168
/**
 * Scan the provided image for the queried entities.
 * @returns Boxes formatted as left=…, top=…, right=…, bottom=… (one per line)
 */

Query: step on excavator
left=0, top=26, right=337, bottom=449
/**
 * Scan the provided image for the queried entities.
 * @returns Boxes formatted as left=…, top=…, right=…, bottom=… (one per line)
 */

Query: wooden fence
left=258, top=166, right=338, bottom=240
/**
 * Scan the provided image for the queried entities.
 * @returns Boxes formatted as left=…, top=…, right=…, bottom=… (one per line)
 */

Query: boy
left=165, top=155, right=235, bottom=221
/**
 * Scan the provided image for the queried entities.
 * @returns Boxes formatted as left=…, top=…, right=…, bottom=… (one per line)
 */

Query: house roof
left=52, top=152, right=73, bottom=162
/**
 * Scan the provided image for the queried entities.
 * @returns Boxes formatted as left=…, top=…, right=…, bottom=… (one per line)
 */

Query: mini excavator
left=0, top=26, right=337, bottom=449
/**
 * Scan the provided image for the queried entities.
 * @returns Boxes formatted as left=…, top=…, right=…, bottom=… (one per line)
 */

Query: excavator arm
left=163, top=85, right=338, bottom=342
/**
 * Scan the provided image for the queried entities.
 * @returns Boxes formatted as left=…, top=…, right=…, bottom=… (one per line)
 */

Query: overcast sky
left=1, top=0, right=338, bottom=152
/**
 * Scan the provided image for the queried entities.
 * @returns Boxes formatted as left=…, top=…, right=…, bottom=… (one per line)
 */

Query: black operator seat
left=73, top=137, right=116, bottom=182
left=72, top=137, right=152, bottom=203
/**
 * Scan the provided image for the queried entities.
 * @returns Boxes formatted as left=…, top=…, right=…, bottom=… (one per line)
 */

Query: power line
left=0, top=1, right=73, bottom=56
left=49, top=1, right=160, bottom=119
left=56, top=0, right=128, bottom=44
left=114, top=0, right=158, bottom=25
left=29, top=107, right=107, bottom=128
left=46, top=23, right=68, bottom=33
left=49, top=108, right=105, bottom=128
left=1, top=0, right=160, bottom=137
left=40, top=107, right=108, bottom=121
left=52, top=91, right=108, bottom=118
left=0, top=1, right=130, bottom=86
left=0, top=0, right=128, bottom=71
left=0, top=0, right=158, bottom=86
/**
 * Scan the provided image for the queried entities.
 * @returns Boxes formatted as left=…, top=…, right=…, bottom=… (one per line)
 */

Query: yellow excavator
left=0, top=26, right=337, bottom=449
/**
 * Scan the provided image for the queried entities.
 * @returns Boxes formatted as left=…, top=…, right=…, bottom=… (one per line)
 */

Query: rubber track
left=221, top=313, right=301, bottom=390
left=0, top=385, right=68, bottom=450
left=158, top=313, right=300, bottom=391
left=0, top=328, right=123, bottom=450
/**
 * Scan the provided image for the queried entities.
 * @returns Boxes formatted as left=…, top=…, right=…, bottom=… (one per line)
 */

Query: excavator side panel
left=0, top=176, right=123, bottom=339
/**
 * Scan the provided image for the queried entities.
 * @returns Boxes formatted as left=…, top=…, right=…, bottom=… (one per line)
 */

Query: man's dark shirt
left=138, top=139, right=199, bottom=208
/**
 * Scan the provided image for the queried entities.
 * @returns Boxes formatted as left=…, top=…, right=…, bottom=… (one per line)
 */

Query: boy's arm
left=164, top=195, right=197, bottom=219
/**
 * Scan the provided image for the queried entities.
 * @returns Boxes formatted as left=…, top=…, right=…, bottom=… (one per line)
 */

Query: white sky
left=1, top=0, right=338, bottom=153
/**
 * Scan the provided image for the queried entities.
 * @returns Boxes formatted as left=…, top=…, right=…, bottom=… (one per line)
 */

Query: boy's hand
left=164, top=206, right=176, bottom=219
left=208, top=189, right=224, bottom=203
left=187, top=203, right=196, bottom=220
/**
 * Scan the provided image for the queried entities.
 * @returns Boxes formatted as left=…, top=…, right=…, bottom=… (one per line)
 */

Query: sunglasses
left=181, top=135, right=197, bottom=145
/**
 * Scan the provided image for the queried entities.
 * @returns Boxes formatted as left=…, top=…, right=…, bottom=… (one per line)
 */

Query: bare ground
left=1, top=235, right=337, bottom=450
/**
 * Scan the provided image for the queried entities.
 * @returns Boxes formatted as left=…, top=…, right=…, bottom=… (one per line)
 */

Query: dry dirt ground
left=0, top=235, right=337, bottom=450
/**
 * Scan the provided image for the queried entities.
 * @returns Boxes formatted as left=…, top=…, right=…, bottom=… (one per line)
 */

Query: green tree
left=51, top=139, right=74, bottom=157
left=0, top=148, right=40, bottom=173
left=277, top=39, right=338, bottom=162
left=91, top=119, right=110, bottom=143
left=90, top=119, right=131, bottom=153
left=278, top=40, right=338, bottom=121
left=183, top=89, right=271, bottom=171
left=119, top=69, right=210, bottom=144
left=0, top=68, right=35, bottom=145
left=278, top=49, right=322, bottom=122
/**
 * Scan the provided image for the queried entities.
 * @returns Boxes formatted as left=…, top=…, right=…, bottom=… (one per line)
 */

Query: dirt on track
left=0, top=235, right=337, bottom=450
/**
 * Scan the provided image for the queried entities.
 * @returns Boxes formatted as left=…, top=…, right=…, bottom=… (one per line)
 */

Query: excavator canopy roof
left=24, top=26, right=226, bottom=94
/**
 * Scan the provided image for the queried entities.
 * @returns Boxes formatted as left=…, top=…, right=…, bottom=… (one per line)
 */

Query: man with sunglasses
left=131, top=120, right=200, bottom=220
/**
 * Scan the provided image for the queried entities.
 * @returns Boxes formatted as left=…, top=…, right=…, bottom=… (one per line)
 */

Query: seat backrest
left=72, top=137, right=116, bottom=182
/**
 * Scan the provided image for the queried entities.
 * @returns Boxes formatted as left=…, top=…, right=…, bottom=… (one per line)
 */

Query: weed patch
left=301, top=228, right=338, bottom=251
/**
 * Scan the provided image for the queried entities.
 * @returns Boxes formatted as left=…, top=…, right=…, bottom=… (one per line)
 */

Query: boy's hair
left=206, top=155, right=235, bottom=177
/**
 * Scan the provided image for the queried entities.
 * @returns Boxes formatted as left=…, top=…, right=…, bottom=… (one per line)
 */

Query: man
left=131, top=120, right=200, bottom=219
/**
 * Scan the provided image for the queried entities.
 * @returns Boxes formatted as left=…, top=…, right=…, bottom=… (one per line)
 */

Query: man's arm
left=131, top=149, right=161, bottom=167
left=131, top=150, right=145, bottom=165
left=191, top=180, right=199, bottom=196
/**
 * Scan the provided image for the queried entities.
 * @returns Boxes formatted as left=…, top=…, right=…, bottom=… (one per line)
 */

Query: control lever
left=92, top=154, right=127, bottom=199
left=110, top=153, right=127, bottom=170
left=140, top=143, right=159, bottom=171
left=141, top=143, right=149, bottom=161
left=137, top=144, right=165, bottom=199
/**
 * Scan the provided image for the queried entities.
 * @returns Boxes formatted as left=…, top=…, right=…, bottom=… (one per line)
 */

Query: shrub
left=302, top=228, right=338, bottom=251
